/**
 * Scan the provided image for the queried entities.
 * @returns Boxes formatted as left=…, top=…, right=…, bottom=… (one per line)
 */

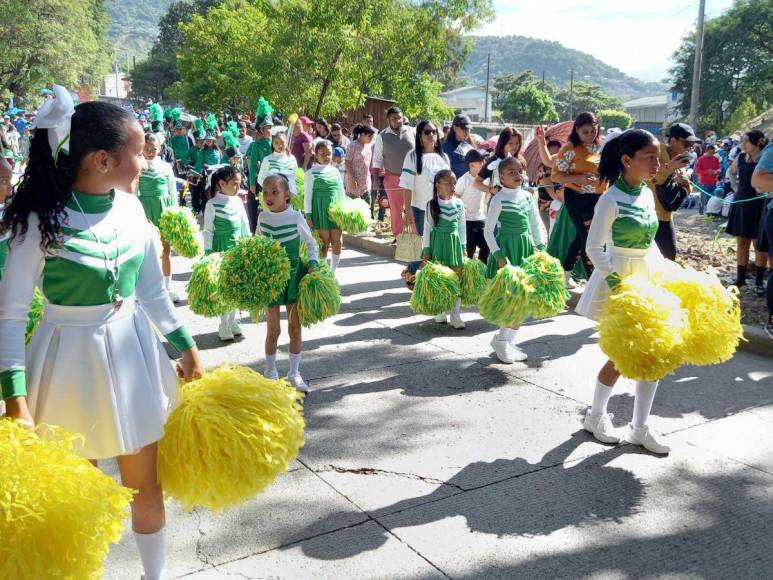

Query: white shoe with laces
left=449, top=311, right=466, bottom=329
left=434, top=313, right=448, bottom=324
left=287, top=374, right=309, bottom=394
left=491, top=337, right=515, bottom=364
left=564, top=271, right=578, bottom=290
left=583, top=409, right=621, bottom=443
left=624, top=424, right=671, bottom=454
left=217, top=321, right=234, bottom=342
left=264, top=368, right=279, bottom=380
left=168, top=290, right=180, bottom=303
left=510, top=345, right=528, bottom=362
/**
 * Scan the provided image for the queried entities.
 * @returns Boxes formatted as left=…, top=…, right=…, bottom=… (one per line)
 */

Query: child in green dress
left=304, top=141, right=344, bottom=273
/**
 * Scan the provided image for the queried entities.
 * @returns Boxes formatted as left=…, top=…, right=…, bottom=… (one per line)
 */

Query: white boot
left=218, top=315, right=234, bottom=341
left=449, top=299, right=465, bottom=329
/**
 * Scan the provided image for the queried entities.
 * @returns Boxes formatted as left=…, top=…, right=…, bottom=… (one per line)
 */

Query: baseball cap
left=386, top=106, right=403, bottom=117
left=669, top=123, right=700, bottom=143
left=333, top=147, right=345, bottom=158
left=452, top=114, right=472, bottom=129
left=299, top=116, right=313, bottom=125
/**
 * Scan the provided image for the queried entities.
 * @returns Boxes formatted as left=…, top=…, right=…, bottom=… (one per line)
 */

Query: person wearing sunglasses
left=442, top=114, right=474, bottom=178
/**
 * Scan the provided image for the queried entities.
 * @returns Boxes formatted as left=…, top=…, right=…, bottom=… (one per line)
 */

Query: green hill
left=464, top=36, right=666, bottom=99
left=105, top=0, right=174, bottom=63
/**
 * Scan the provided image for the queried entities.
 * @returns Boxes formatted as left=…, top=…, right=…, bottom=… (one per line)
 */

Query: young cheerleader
left=576, top=129, right=669, bottom=454
left=304, top=140, right=344, bottom=273
left=257, top=132, right=299, bottom=195
left=484, top=156, right=545, bottom=364
left=138, top=133, right=180, bottom=302
left=203, top=164, right=251, bottom=341
left=422, top=169, right=467, bottom=329
left=257, top=174, right=319, bottom=393
left=0, top=88, right=203, bottom=580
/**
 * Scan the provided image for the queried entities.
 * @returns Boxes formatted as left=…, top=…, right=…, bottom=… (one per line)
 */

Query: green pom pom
left=158, top=207, right=203, bottom=258
left=480, top=264, right=533, bottom=327
left=248, top=307, right=265, bottom=323
left=220, top=237, right=292, bottom=309
left=328, top=197, right=370, bottom=233
left=194, top=118, right=205, bottom=133
left=206, top=113, right=217, bottom=130
left=223, top=131, right=239, bottom=150
left=521, top=251, right=568, bottom=319
left=291, top=168, right=305, bottom=211
left=256, top=97, right=274, bottom=119
left=300, top=230, right=323, bottom=262
left=410, top=262, right=460, bottom=316
left=460, top=257, right=489, bottom=307
left=187, top=253, right=236, bottom=317
left=297, top=268, right=341, bottom=327
left=149, top=103, right=164, bottom=123
left=25, top=288, right=45, bottom=345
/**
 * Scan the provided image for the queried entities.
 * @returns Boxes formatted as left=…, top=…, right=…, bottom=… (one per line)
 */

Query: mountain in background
left=106, top=0, right=174, bottom=63
left=463, top=36, right=667, bottom=100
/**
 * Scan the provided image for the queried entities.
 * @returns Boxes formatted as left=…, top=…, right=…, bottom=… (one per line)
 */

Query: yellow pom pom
left=158, top=365, right=305, bottom=511
left=479, top=264, right=533, bottom=327
left=597, top=275, right=687, bottom=381
left=0, top=421, right=133, bottom=580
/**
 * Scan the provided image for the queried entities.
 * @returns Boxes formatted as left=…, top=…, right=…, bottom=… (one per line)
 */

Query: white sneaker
left=218, top=322, right=234, bottom=342
left=287, top=374, right=309, bottom=393
left=449, top=311, right=465, bottom=329
left=168, top=290, right=180, bottom=303
left=434, top=313, right=448, bottom=324
left=624, top=424, right=671, bottom=454
left=510, top=345, right=528, bottom=362
left=230, top=320, right=243, bottom=336
left=491, top=337, right=515, bottom=364
left=264, top=368, right=279, bottom=380
left=564, top=271, right=578, bottom=290
left=583, top=409, right=621, bottom=443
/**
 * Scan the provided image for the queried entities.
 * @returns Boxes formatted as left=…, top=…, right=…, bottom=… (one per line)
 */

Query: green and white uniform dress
left=170, top=134, right=191, bottom=167
left=484, top=187, right=545, bottom=278
left=247, top=138, right=273, bottom=189
left=0, top=202, right=9, bottom=280
left=0, top=191, right=195, bottom=459
left=576, top=179, right=661, bottom=320
left=137, top=156, right=177, bottom=227
left=304, top=163, right=344, bottom=230
left=422, top=198, right=467, bottom=267
left=257, top=207, right=319, bottom=306
left=257, top=152, right=298, bottom=194
left=203, top=192, right=250, bottom=253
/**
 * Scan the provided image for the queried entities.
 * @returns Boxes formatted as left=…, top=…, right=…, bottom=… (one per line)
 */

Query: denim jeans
left=412, top=206, right=425, bottom=237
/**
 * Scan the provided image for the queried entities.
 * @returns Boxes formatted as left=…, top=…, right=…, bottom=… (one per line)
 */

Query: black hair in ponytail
left=208, top=164, right=240, bottom=199
left=598, top=129, right=658, bottom=185
left=352, top=123, right=376, bottom=141
left=429, top=169, right=456, bottom=225
left=2, top=101, right=135, bottom=249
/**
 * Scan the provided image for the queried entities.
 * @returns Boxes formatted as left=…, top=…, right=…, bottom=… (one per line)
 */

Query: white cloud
left=471, top=0, right=733, bottom=82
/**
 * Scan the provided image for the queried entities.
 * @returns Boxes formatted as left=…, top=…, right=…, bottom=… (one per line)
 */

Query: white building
left=102, top=73, right=131, bottom=99
left=440, top=86, right=493, bottom=122
left=623, top=93, right=683, bottom=136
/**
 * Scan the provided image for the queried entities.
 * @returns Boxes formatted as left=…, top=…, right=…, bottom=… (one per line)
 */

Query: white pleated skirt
left=575, top=245, right=664, bottom=321
left=25, top=295, right=179, bottom=460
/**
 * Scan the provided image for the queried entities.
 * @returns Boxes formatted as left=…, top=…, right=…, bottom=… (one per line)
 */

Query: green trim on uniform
left=1, top=368, right=26, bottom=399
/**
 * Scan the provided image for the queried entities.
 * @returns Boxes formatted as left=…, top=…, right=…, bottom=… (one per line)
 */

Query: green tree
left=492, top=70, right=537, bottom=109
left=724, top=97, right=760, bottom=133
left=501, top=84, right=559, bottom=124
left=598, top=109, right=633, bottom=130
left=553, top=82, right=623, bottom=120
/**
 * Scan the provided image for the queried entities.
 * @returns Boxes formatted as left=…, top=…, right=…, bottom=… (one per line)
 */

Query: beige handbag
left=394, top=223, right=422, bottom=262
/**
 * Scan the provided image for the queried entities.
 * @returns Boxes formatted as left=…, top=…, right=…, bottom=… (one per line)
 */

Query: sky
left=472, top=0, right=734, bottom=83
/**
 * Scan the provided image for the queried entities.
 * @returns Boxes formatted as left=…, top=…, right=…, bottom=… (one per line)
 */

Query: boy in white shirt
left=455, top=149, right=489, bottom=263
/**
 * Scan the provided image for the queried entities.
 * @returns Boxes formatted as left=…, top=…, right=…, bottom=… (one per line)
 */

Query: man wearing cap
left=648, top=122, right=699, bottom=260
left=292, top=116, right=315, bottom=169
left=170, top=122, right=194, bottom=175
left=442, top=114, right=474, bottom=178
left=371, top=106, right=416, bottom=239
left=245, top=116, right=274, bottom=232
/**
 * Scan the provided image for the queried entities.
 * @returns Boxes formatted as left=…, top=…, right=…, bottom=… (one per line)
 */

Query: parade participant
left=0, top=88, right=203, bottom=580
left=257, top=132, right=299, bottom=194
left=304, top=141, right=344, bottom=272
left=422, top=169, right=467, bottom=328
left=455, top=149, right=489, bottom=263
left=246, top=116, right=274, bottom=232
left=170, top=121, right=193, bottom=175
left=203, top=164, right=250, bottom=341
left=371, top=106, right=415, bottom=240
left=138, top=133, right=180, bottom=302
left=399, top=119, right=450, bottom=236
left=576, top=129, right=669, bottom=454
left=190, top=128, right=207, bottom=213
left=484, top=157, right=544, bottom=364
left=474, top=126, right=527, bottom=193
left=0, top=156, right=11, bottom=280
left=258, top=174, right=320, bottom=393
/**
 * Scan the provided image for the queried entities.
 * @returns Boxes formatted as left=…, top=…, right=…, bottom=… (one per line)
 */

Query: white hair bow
left=33, top=85, right=75, bottom=162
left=600, top=128, right=624, bottom=154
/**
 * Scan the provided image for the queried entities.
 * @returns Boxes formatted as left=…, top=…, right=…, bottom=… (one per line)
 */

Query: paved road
left=104, top=248, right=773, bottom=579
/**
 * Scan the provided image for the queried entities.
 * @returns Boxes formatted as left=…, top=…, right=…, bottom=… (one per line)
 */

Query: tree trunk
left=314, top=47, right=345, bottom=118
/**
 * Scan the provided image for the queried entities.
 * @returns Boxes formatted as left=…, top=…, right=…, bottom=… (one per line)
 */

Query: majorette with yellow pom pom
left=0, top=88, right=205, bottom=580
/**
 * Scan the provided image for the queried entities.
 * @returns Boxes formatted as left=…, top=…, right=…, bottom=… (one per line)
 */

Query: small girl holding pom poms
left=304, top=140, right=344, bottom=273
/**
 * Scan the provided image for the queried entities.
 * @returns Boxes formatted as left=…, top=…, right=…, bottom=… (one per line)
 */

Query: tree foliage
left=553, top=82, right=623, bottom=120
left=598, top=109, right=634, bottom=130
left=501, top=84, right=559, bottom=124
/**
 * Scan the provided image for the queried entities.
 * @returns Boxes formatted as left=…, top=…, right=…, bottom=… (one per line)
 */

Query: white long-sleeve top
left=483, top=187, right=544, bottom=257
left=257, top=152, right=298, bottom=194
left=257, top=207, right=319, bottom=265
left=422, top=197, right=467, bottom=250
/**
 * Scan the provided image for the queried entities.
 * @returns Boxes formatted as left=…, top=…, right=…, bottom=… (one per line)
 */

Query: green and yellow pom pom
left=480, top=264, right=533, bottom=327
left=328, top=196, right=370, bottom=233
left=297, top=267, right=341, bottom=327
left=158, top=207, right=202, bottom=258
left=187, top=253, right=235, bottom=317
left=25, top=287, right=45, bottom=345
left=0, top=421, right=133, bottom=579
left=291, top=168, right=305, bottom=211
left=598, top=275, right=687, bottom=381
left=300, top=230, right=324, bottom=262
left=461, top=257, right=489, bottom=307
left=220, top=236, right=291, bottom=309
left=410, top=261, right=460, bottom=316
left=521, top=251, right=568, bottom=319
left=656, top=264, right=743, bottom=366
left=158, top=365, right=305, bottom=511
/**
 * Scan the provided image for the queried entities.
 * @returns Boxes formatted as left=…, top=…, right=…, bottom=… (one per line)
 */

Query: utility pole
left=484, top=52, right=491, bottom=123
left=688, top=0, right=706, bottom=131
left=568, top=68, right=574, bottom=120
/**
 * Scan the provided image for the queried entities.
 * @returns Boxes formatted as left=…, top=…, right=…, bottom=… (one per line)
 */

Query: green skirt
left=430, top=230, right=464, bottom=267
left=270, top=257, right=308, bottom=307
left=486, top=231, right=534, bottom=278
left=139, top=195, right=175, bottom=227
left=546, top=205, right=587, bottom=279
left=312, top=193, right=340, bottom=231
left=211, top=229, right=240, bottom=253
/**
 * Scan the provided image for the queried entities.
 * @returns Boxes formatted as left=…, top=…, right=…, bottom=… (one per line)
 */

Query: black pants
left=191, top=179, right=207, bottom=214
left=369, top=189, right=386, bottom=221
left=466, top=220, right=489, bottom=264
left=246, top=188, right=260, bottom=234
left=562, top=187, right=599, bottom=274
left=655, top=220, right=677, bottom=261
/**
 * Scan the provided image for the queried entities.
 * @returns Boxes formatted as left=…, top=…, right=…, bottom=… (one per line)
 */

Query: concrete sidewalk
left=104, top=248, right=773, bottom=580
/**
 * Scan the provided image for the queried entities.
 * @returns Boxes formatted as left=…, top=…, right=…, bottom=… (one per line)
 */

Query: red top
left=695, top=154, right=720, bottom=186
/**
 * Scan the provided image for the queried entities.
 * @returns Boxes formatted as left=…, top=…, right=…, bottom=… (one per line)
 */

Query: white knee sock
left=289, top=352, right=302, bottom=377
left=496, top=326, right=508, bottom=341
left=265, top=354, right=277, bottom=376
left=331, top=253, right=341, bottom=272
left=134, top=528, right=166, bottom=580
left=220, top=314, right=230, bottom=328
left=507, top=327, right=519, bottom=345
left=229, top=310, right=238, bottom=324
left=590, top=380, right=614, bottom=417
left=632, top=380, right=659, bottom=428
left=163, top=276, right=171, bottom=291
left=452, top=298, right=461, bottom=315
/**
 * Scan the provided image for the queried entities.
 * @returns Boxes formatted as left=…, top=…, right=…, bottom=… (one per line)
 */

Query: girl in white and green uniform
left=304, top=140, right=344, bottom=272
left=577, top=129, right=670, bottom=455
left=203, top=164, right=250, bottom=341
left=0, top=90, right=203, bottom=580
left=138, top=132, right=180, bottom=301
left=257, top=132, right=298, bottom=194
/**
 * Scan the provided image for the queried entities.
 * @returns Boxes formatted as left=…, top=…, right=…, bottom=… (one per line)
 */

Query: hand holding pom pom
left=410, top=262, right=460, bottom=316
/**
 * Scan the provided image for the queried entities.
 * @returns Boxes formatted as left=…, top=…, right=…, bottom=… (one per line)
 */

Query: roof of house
left=440, top=86, right=486, bottom=97
left=624, top=95, right=668, bottom=108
